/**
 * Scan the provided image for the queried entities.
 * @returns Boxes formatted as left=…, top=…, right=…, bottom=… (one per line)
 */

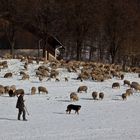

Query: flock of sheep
left=0, top=56, right=140, bottom=103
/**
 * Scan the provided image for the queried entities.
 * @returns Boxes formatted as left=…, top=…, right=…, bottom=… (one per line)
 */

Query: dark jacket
left=16, top=95, right=25, bottom=109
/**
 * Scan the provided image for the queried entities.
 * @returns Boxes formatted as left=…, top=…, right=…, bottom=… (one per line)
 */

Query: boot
left=23, top=118, right=27, bottom=121
left=18, top=114, right=20, bottom=120
left=23, top=109, right=27, bottom=121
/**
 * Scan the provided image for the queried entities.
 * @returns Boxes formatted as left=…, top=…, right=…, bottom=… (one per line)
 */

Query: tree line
left=0, top=0, right=139, bottom=66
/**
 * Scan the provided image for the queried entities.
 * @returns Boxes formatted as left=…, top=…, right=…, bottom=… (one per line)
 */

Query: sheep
left=1, top=61, right=8, bottom=68
left=132, top=84, right=140, bottom=92
left=77, top=72, right=90, bottom=80
left=112, top=82, right=120, bottom=88
left=91, top=74, right=104, bottom=82
left=111, top=71, right=120, bottom=78
left=10, top=85, right=16, bottom=93
left=36, top=69, right=49, bottom=77
left=31, top=87, right=36, bottom=95
left=50, top=62, right=57, bottom=69
left=92, top=91, right=98, bottom=100
left=36, top=70, right=43, bottom=77
left=24, top=64, right=28, bottom=70
left=94, top=75, right=104, bottom=82
left=1, top=61, right=7, bottom=65
left=120, top=74, right=124, bottom=80
left=124, top=80, right=131, bottom=86
left=0, top=85, right=5, bottom=95
left=39, top=76, right=43, bottom=82
left=38, top=65, right=49, bottom=72
left=77, top=85, right=88, bottom=93
left=70, top=92, right=79, bottom=101
left=67, top=66, right=77, bottom=73
left=50, top=69, right=59, bottom=78
left=19, top=71, right=26, bottom=75
left=9, top=88, right=24, bottom=97
left=46, top=77, right=51, bottom=81
left=131, top=81, right=139, bottom=86
left=28, top=59, right=33, bottom=64
left=77, top=76, right=83, bottom=82
left=130, top=82, right=139, bottom=91
left=4, top=72, right=12, bottom=78
left=55, top=78, right=60, bottom=82
left=36, top=59, right=39, bottom=64
left=22, top=74, right=29, bottom=80
left=99, top=92, right=104, bottom=100
left=126, top=89, right=133, bottom=96
left=122, top=93, right=127, bottom=100
left=38, top=86, right=48, bottom=94
left=4, top=86, right=10, bottom=93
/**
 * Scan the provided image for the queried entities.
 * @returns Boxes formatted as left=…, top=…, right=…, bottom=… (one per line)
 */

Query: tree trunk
left=38, top=39, right=42, bottom=60
left=10, top=43, right=14, bottom=58
left=76, top=40, right=82, bottom=61
left=43, top=45, right=46, bottom=58
left=111, top=54, right=116, bottom=64
left=98, top=47, right=104, bottom=62
left=10, top=38, right=15, bottom=58
left=42, top=39, right=47, bottom=58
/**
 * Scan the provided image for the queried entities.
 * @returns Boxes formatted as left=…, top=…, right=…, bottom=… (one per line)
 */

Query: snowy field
left=0, top=59, right=140, bottom=140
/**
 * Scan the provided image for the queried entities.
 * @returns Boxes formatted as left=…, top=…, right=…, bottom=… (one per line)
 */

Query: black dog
left=66, top=104, right=81, bottom=115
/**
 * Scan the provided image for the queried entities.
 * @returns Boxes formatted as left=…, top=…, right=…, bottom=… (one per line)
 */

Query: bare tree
left=104, top=0, right=138, bottom=63
left=0, top=0, right=139, bottom=64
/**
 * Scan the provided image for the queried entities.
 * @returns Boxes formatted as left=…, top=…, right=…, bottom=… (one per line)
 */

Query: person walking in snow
left=16, top=91, right=27, bottom=121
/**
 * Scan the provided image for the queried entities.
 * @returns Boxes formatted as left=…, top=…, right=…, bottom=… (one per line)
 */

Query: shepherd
left=16, top=91, right=27, bottom=121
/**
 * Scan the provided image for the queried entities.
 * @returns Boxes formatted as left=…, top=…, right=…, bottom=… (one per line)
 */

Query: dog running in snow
left=66, top=104, right=81, bottom=115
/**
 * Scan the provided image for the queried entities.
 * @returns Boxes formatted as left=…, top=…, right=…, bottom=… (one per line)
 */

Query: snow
left=0, top=59, right=140, bottom=140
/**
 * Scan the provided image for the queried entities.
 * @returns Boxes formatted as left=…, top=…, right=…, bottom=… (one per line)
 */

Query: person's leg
left=22, top=108, right=27, bottom=120
left=18, top=109, right=22, bottom=120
